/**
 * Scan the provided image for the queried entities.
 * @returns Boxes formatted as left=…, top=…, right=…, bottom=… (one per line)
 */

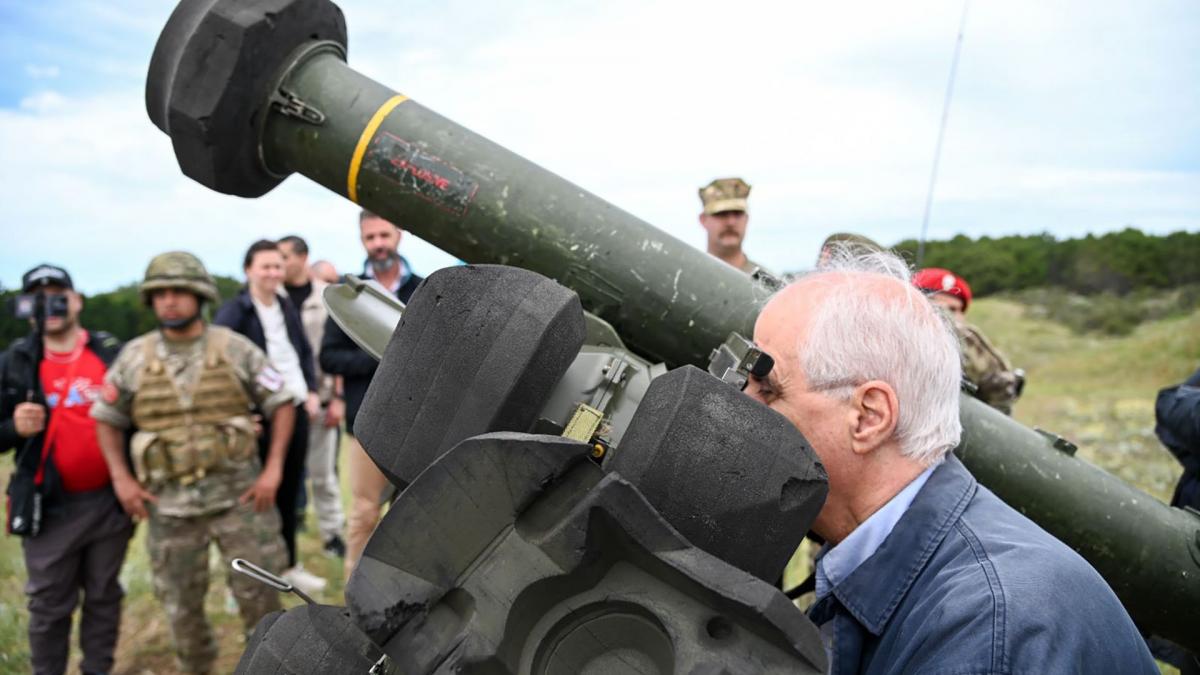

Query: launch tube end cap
left=146, top=0, right=347, bottom=197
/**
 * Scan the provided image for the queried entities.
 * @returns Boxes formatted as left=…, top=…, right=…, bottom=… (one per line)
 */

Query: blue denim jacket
left=808, top=455, right=1156, bottom=675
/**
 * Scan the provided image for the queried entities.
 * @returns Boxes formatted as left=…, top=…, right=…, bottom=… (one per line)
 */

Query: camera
left=11, top=292, right=70, bottom=321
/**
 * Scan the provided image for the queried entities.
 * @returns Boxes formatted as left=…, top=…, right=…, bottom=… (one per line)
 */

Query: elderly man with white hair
left=746, top=249, right=1155, bottom=674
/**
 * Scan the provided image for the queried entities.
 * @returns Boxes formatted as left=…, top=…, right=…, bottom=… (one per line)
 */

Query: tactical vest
left=130, top=327, right=256, bottom=486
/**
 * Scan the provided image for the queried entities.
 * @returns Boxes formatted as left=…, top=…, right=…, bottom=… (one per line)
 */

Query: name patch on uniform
left=256, top=366, right=284, bottom=393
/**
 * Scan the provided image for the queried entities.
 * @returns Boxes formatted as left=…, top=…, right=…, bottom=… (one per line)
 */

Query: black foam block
left=354, top=264, right=586, bottom=488
left=606, top=365, right=828, bottom=584
left=234, top=605, right=383, bottom=674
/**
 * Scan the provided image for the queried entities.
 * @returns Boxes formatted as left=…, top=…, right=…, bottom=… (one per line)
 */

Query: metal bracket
left=1033, top=428, right=1078, bottom=457
left=588, top=357, right=629, bottom=412
left=271, top=88, right=326, bottom=125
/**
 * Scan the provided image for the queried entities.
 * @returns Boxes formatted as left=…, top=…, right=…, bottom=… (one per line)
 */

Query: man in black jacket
left=1, top=264, right=133, bottom=675
left=1152, top=367, right=1200, bottom=673
left=1157, top=367, right=1200, bottom=512
left=320, top=210, right=423, bottom=579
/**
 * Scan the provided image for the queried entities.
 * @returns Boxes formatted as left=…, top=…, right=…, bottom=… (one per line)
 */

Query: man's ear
left=849, top=380, right=899, bottom=456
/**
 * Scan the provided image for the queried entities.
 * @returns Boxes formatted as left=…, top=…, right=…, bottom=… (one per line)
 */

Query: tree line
left=892, top=228, right=1200, bottom=297
left=0, top=276, right=243, bottom=349
left=2, top=228, right=1198, bottom=348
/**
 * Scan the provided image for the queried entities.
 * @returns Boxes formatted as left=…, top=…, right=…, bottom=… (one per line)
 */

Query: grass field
left=2, top=299, right=1197, bottom=673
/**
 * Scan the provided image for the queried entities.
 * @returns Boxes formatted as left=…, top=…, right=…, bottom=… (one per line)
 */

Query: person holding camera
left=0, top=264, right=133, bottom=675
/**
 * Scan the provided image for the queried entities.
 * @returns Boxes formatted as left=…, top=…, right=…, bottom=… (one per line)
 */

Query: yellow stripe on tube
left=347, top=94, right=409, bottom=202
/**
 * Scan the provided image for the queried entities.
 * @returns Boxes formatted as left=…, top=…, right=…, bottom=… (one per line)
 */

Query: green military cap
left=820, top=232, right=882, bottom=252
left=699, top=177, right=751, bottom=215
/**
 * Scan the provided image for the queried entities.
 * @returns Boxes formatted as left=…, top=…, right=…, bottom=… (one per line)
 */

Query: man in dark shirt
left=279, top=234, right=348, bottom=558
left=1, top=265, right=132, bottom=675
left=320, top=210, right=423, bottom=578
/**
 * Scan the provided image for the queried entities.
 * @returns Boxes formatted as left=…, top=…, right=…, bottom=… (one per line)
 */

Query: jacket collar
left=828, top=454, right=977, bottom=635
left=236, top=286, right=292, bottom=310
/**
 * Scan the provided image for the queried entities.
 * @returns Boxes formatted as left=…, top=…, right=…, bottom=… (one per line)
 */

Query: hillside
left=972, top=298, right=1198, bottom=503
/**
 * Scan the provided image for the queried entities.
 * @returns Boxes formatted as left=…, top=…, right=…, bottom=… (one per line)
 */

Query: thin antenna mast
left=916, top=0, right=971, bottom=267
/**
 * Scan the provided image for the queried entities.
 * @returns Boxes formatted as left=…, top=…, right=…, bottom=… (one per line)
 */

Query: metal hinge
left=272, top=88, right=326, bottom=125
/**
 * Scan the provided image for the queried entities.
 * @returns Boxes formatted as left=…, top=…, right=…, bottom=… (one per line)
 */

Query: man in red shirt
left=1, top=264, right=133, bottom=675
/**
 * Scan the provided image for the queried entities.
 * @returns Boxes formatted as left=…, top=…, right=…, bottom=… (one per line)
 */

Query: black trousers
left=22, top=487, right=133, bottom=675
left=258, top=402, right=308, bottom=569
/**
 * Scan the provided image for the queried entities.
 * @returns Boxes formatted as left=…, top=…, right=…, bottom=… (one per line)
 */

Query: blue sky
left=1, top=0, right=1197, bottom=293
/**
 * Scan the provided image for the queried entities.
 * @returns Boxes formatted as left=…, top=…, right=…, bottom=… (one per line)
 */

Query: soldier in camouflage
left=91, top=252, right=294, bottom=674
left=913, top=268, right=1025, bottom=415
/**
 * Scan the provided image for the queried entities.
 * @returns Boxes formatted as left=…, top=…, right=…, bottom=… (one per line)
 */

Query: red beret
left=913, top=267, right=973, bottom=311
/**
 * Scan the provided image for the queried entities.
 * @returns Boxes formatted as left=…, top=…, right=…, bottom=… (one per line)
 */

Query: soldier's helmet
left=139, top=251, right=219, bottom=305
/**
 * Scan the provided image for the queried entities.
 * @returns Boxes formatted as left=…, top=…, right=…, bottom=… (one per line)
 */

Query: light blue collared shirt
left=815, top=466, right=936, bottom=601
left=813, top=466, right=935, bottom=662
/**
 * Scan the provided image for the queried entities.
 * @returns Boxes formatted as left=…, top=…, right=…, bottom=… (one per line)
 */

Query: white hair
left=792, top=245, right=962, bottom=465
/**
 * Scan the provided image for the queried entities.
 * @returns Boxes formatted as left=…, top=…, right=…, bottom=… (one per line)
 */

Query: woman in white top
left=214, top=239, right=325, bottom=595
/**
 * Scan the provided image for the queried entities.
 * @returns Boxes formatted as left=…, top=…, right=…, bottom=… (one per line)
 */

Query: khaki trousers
left=306, top=408, right=346, bottom=542
left=344, top=436, right=390, bottom=582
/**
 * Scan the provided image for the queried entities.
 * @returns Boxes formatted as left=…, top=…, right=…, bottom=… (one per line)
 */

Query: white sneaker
left=282, top=564, right=328, bottom=596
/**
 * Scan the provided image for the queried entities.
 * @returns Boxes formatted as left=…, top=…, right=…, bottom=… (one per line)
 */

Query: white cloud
left=18, top=91, right=68, bottom=114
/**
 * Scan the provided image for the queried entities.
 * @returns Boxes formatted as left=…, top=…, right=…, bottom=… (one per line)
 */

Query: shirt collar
left=362, top=255, right=411, bottom=294
left=816, top=466, right=935, bottom=599
left=821, top=455, right=977, bottom=635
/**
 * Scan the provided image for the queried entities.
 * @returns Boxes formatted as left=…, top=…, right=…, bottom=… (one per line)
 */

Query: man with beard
left=698, top=177, right=765, bottom=274
left=320, top=210, right=424, bottom=579
left=1, top=264, right=132, bottom=675
left=91, top=252, right=292, bottom=674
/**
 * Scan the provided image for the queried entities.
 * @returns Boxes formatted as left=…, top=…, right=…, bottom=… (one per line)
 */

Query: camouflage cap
left=139, top=251, right=220, bottom=304
left=699, top=177, right=751, bottom=215
left=816, top=232, right=884, bottom=267
left=820, top=232, right=881, bottom=252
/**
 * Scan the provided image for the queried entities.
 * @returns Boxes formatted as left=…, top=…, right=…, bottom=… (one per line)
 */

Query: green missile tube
left=146, top=0, right=1200, bottom=651
left=148, top=0, right=770, bottom=369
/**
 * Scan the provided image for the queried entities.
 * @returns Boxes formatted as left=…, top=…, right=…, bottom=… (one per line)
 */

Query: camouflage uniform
left=91, top=253, right=291, bottom=674
left=959, top=322, right=1021, bottom=415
